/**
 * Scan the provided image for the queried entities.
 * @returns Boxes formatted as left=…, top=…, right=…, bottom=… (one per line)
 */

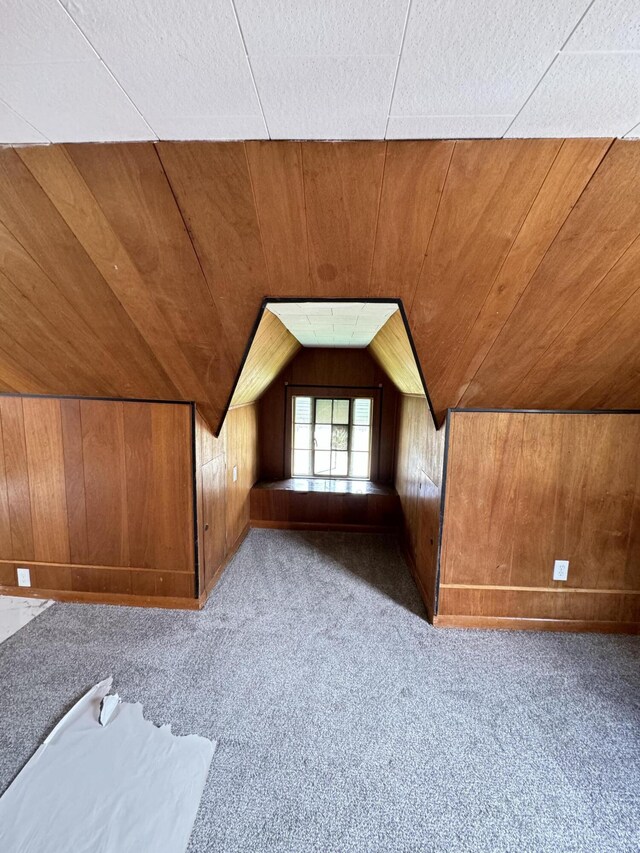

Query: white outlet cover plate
left=553, top=559, right=569, bottom=581
left=16, top=567, right=31, bottom=587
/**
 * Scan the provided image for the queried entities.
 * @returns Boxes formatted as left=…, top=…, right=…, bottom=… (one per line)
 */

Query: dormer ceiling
left=1, top=1, right=639, bottom=143
left=266, top=302, right=398, bottom=348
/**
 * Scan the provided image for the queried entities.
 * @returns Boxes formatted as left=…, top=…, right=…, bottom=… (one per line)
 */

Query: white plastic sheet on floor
left=0, top=677, right=215, bottom=853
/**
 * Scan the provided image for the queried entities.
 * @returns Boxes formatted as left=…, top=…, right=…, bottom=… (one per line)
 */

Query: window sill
left=252, top=478, right=397, bottom=497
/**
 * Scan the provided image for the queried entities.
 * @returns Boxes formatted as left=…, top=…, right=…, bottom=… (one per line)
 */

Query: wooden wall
left=394, top=395, right=446, bottom=619
left=258, top=348, right=398, bottom=483
left=437, top=411, right=640, bottom=631
left=2, top=140, right=640, bottom=432
left=195, top=404, right=258, bottom=595
left=0, top=396, right=195, bottom=605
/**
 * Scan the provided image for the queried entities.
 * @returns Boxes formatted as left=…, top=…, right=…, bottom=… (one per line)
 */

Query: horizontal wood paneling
left=439, top=411, right=640, bottom=627
left=0, top=396, right=195, bottom=602
left=1, top=139, right=640, bottom=431
left=230, top=309, right=300, bottom=407
left=394, top=394, right=446, bottom=618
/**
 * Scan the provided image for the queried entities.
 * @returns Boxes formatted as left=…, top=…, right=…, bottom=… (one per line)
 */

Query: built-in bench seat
left=250, top=478, right=400, bottom=532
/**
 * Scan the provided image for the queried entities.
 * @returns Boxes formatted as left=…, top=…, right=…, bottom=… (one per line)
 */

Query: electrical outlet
left=232, top=465, right=238, bottom=483
left=17, top=567, right=31, bottom=587
left=553, top=559, right=569, bottom=582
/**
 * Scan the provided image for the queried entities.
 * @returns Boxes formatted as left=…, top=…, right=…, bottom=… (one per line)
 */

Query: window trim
left=284, top=385, right=382, bottom=482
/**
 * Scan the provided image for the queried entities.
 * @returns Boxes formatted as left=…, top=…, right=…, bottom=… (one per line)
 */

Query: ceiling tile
left=150, top=114, right=267, bottom=141
left=234, top=0, right=408, bottom=55
left=506, top=53, right=640, bottom=138
left=267, top=301, right=397, bottom=346
left=0, top=62, right=155, bottom=142
left=393, top=0, right=589, bottom=116
left=387, top=114, right=512, bottom=139
left=564, top=0, right=640, bottom=51
left=59, top=0, right=262, bottom=129
left=0, top=0, right=96, bottom=65
left=0, top=100, right=47, bottom=143
left=250, top=55, right=396, bottom=139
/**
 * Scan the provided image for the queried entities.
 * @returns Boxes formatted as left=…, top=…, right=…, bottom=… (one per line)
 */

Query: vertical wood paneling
left=302, top=142, right=385, bottom=296
left=123, top=403, right=153, bottom=569
left=81, top=400, right=129, bottom=567
left=395, top=394, right=446, bottom=617
left=22, top=397, right=70, bottom=563
left=0, top=409, right=12, bottom=557
left=60, top=398, right=89, bottom=564
left=0, top=397, right=34, bottom=560
left=439, top=411, right=640, bottom=626
left=150, top=403, right=193, bottom=569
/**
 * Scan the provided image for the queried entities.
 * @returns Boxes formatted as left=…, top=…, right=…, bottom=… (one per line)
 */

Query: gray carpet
left=1, top=529, right=638, bottom=852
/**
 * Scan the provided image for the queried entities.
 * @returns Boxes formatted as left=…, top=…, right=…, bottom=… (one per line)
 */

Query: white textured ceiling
left=266, top=302, right=398, bottom=348
left=1, top=0, right=639, bottom=143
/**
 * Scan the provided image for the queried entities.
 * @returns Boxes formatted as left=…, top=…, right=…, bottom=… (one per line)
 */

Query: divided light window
left=292, top=396, right=373, bottom=479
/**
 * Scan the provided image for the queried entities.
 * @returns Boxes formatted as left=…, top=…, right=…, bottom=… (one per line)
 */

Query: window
left=292, top=396, right=373, bottom=479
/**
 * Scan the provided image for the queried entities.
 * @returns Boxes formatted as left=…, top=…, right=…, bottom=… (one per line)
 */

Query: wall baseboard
left=0, top=585, right=200, bottom=610
left=433, top=614, right=640, bottom=634
left=250, top=519, right=397, bottom=534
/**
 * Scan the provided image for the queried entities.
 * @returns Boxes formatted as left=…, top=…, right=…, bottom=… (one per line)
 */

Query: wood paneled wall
left=195, top=404, right=258, bottom=595
left=394, top=395, right=446, bottom=618
left=2, top=140, right=640, bottom=433
left=0, top=396, right=195, bottom=605
left=258, top=348, right=398, bottom=483
left=438, top=411, right=640, bottom=631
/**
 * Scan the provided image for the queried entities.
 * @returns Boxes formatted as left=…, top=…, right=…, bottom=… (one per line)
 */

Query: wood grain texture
left=0, top=396, right=195, bottom=599
left=195, top=404, right=258, bottom=598
left=368, top=310, right=423, bottom=395
left=439, top=411, right=640, bottom=625
left=2, top=139, right=640, bottom=428
left=302, top=142, right=385, bottom=296
left=230, top=309, right=300, bottom=407
left=250, top=485, right=400, bottom=531
left=395, top=394, right=446, bottom=618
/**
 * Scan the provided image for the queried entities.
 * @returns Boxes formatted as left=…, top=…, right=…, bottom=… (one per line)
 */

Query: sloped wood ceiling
left=0, top=138, right=639, bottom=430
left=368, top=311, right=424, bottom=397
left=229, top=309, right=300, bottom=408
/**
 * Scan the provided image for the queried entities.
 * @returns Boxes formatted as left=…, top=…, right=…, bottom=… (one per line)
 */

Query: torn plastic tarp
left=0, top=678, right=215, bottom=853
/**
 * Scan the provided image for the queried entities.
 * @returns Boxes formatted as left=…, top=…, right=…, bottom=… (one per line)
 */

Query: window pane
left=351, top=425, right=370, bottom=452
left=292, top=449, right=311, bottom=476
left=332, top=451, right=348, bottom=476
left=316, top=399, right=332, bottom=424
left=353, top=398, right=372, bottom=425
left=333, top=399, right=349, bottom=424
left=331, top=424, right=349, bottom=450
left=314, top=450, right=331, bottom=476
left=349, top=452, right=369, bottom=479
left=314, top=424, right=331, bottom=450
left=294, top=424, right=312, bottom=449
left=294, top=396, right=312, bottom=424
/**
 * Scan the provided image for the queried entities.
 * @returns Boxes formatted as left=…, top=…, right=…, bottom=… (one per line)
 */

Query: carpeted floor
left=1, top=529, right=638, bottom=852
